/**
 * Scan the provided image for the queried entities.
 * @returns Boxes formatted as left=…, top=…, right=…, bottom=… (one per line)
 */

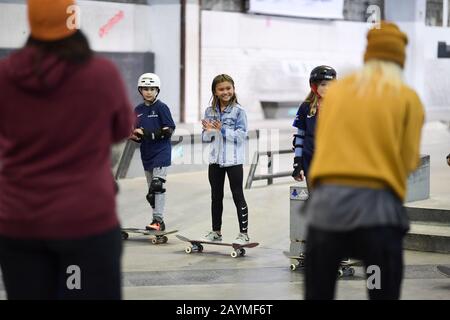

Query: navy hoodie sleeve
left=293, top=102, right=308, bottom=130
left=293, top=102, right=308, bottom=157
left=158, top=102, right=176, bottom=129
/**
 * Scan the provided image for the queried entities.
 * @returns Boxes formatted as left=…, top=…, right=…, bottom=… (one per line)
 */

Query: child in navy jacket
left=130, top=73, right=176, bottom=231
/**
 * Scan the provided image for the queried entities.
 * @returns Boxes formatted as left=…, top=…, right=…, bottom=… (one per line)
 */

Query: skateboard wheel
left=344, top=267, right=355, bottom=277
left=290, top=264, right=297, bottom=271
left=185, top=246, right=192, bottom=254
left=231, top=251, right=238, bottom=258
left=151, top=238, right=158, bottom=245
left=337, top=270, right=344, bottom=278
left=198, top=244, right=204, bottom=252
left=240, top=248, right=246, bottom=256
left=121, top=232, right=129, bottom=240
left=161, top=236, right=168, bottom=244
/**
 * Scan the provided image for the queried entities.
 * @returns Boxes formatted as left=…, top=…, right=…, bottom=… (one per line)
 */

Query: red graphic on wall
left=99, top=10, right=125, bottom=38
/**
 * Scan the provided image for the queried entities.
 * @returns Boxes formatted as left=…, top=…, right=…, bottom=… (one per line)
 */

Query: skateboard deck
left=283, top=251, right=361, bottom=277
left=176, top=234, right=259, bottom=258
left=121, top=228, right=178, bottom=244
left=436, top=265, right=450, bottom=277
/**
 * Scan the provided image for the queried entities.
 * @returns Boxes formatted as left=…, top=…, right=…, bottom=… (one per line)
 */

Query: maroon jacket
left=0, top=46, right=133, bottom=239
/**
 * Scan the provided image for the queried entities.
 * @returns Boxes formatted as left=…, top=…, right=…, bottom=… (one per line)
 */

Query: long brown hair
left=210, top=74, right=239, bottom=113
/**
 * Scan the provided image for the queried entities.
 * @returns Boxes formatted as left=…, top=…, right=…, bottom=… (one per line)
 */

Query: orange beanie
left=28, top=0, right=78, bottom=41
left=364, top=21, right=408, bottom=68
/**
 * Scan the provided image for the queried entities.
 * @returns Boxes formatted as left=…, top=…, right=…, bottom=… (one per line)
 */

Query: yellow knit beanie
left=364, top=21, right=408, bottom=68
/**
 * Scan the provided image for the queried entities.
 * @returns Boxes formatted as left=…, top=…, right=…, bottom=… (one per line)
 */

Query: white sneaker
left=202, top=231, right=222, bottom=242
left=233, top=233, right=249, bottom=245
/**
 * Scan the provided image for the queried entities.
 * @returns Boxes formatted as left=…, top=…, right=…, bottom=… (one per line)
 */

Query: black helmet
left=309, top=65, right=337, bottom=85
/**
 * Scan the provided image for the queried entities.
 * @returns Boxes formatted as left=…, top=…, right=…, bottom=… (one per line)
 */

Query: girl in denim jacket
left=201, top=74, right=249, bottom=245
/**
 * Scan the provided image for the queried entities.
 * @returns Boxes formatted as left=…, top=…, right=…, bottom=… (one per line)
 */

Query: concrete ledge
left=406, top=207, right=450, bottom=224
left=405, top=223, right=450, bottom=254
left=405, top=234, right=450, bottom=254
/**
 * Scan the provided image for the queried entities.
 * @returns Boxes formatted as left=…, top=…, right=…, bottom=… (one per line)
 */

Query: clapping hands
left=202, top=119, right=221, bottom=131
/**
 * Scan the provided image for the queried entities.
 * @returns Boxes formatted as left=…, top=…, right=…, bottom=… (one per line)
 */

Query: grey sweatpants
left=145, top=167, right=168, bottom=221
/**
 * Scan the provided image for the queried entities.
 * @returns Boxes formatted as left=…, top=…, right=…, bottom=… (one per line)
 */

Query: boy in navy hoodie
left=130, top=73, right=176, bottom=231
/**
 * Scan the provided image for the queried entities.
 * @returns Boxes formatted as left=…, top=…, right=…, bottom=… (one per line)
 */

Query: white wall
left=386, top=0, right=450, bottom=119
left=184, top=0, right=200, bottom=123
left=0, top=1, right=152, bottom=51
left=423, top=27, right=450, bottom=111
left=3, top=0, right=449, bottom=123
left=146, top=0, right=181, bottom=121
left=200, top=11, right=372, bottom=121
left=0, top=2, right=28, bottom=48
left=0, top=0, right=181, bottom=121
left=197, top=4, right=450, bottom=122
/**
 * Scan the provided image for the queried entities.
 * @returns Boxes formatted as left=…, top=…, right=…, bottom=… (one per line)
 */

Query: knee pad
left=146, top=177, right=166, bottom=208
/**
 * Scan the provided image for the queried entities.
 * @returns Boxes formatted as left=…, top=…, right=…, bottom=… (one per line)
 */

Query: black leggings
left=208, top=164, right=248, bottom=233
left=0, top=226, right=122, bottom=300
left=304, top=226, right=405, bottom=300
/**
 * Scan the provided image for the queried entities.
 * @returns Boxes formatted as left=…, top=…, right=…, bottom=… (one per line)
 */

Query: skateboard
left=436, top=265, right=450, bottom=277
left=337, top=259, right=361, bottom=277
left=283, top=251, right=361, bottom=277
left=121, top=228, right=178, bottom=244
left=284, top=251, right=306, bottom=271
left=176, top=234, right=259, bottom=258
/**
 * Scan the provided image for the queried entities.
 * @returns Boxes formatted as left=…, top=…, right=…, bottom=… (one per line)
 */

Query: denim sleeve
left=220, top=108, right=248, bottom=143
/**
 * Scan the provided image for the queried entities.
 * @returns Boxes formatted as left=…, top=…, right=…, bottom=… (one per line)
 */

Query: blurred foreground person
left=0, top=0, right=133, bottom=299
left=304, top=22, right=424, bottom=300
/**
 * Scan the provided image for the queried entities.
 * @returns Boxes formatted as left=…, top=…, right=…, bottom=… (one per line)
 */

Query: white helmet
left=137, top=73, right=161, bottom=90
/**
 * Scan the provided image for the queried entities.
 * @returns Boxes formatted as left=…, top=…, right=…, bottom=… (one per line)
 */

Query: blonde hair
left=304, top=91, right=320, bottom=117
left=210, top=74, right=238, bottom=114
left=354, top=60, right=404, bottom=97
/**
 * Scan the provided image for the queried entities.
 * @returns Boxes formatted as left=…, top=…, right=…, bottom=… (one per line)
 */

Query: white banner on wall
left=248, top=0, right=344, bottom=20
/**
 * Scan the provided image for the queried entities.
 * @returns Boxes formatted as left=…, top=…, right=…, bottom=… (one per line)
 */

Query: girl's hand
left=202, top=119, right=220, bottom=131
left=212, top=120, right=221, bottom=130
left=202, top=119, right=213, bottom=130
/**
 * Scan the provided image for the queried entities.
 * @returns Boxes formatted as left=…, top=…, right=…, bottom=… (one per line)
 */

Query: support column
left=181, top=0, right=201, bottom=123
